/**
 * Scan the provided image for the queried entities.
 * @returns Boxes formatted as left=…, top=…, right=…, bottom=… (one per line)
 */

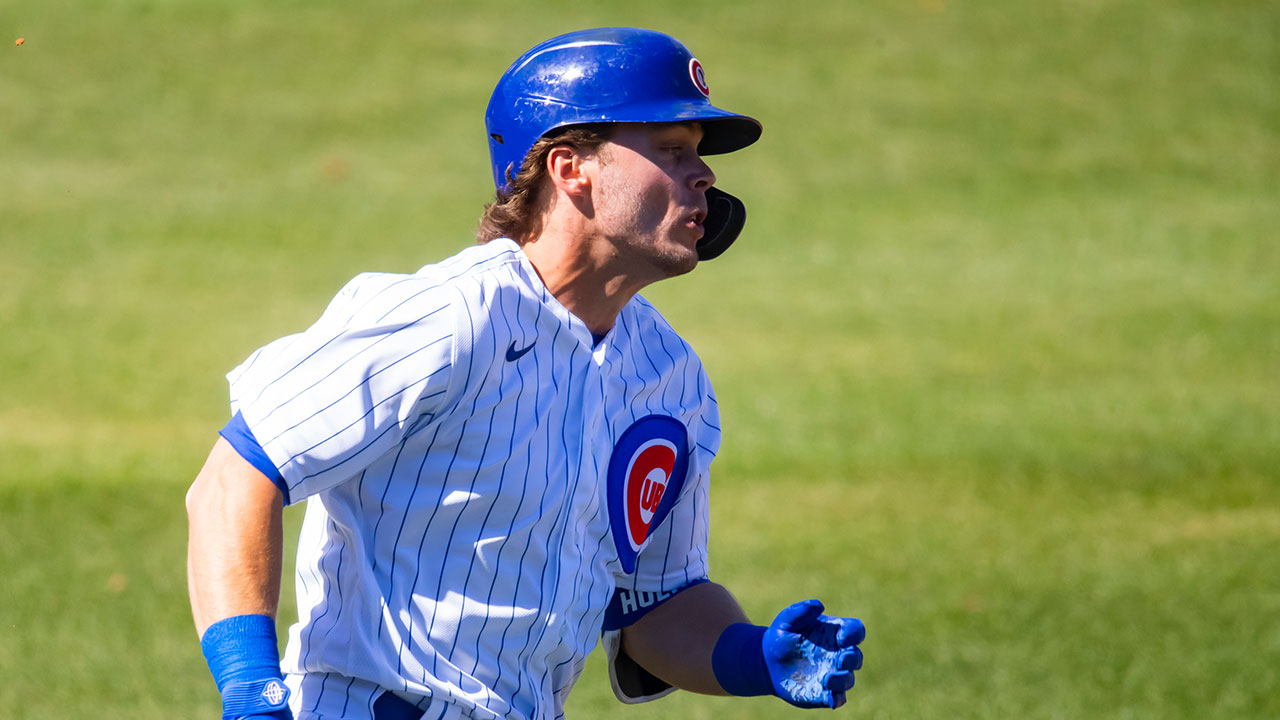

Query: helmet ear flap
left=697, top=186, right=747, bottom=261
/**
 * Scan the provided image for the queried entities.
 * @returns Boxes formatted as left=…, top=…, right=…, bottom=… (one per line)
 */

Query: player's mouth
left=687, top=209, right=707, bottom=239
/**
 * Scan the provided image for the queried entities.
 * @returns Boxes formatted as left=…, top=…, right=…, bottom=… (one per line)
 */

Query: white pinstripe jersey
left=226, top=239, right=720, bottom=719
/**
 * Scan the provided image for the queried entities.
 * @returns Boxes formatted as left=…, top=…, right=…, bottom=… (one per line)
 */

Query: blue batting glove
left=713, top=599, right=866, bottom=709
left=763, top=599, right=865, bottom=709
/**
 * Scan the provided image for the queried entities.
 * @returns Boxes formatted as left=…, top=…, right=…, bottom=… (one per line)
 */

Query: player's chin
left=652, top=250, right=699, bottom=278
left=657, top=239, right=700, bottom=276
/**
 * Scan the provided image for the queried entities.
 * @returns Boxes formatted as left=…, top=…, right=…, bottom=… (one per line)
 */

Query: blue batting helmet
left=485, top=27, right=762, bottom=260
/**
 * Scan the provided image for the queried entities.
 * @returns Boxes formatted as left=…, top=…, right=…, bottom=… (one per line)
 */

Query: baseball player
left=186, top=27, right=865, bottom=720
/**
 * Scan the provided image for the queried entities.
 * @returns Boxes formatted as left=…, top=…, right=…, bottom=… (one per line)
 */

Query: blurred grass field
left=2, top=0, right=1277, bottom=718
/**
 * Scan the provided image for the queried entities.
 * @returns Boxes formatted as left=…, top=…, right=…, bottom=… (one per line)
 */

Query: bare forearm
left=186, top=437, right=285, bottom=637
left=620, top=581, right=750, bottom=695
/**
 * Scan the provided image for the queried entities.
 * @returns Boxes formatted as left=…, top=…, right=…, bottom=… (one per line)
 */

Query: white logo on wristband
left=261, top=679, right=288, bottom=707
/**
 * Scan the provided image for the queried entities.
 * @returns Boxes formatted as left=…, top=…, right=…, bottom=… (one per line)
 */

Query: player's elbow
left=186, top=468, right=215, bottom=528
left=185, top=477, right=204, bottom=519
left=185, top=438, right=233, bottom=522
left=186, top=437, right=287, bottom=525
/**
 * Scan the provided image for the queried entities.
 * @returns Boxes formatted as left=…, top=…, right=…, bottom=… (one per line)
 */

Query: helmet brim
left=698, top=114, right=763, bottom=156
left=552, top=100, right=761, bottom=156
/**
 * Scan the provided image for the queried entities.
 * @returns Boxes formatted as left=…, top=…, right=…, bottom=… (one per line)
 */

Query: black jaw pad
left=696, top=186, right=747, bottom=261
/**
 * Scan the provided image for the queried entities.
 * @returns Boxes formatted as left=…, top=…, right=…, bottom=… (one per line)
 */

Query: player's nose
left=689, top=155, right=716, bottom=191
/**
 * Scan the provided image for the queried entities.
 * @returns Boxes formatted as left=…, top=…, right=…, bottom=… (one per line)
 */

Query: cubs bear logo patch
left=607, top=415, right=690, bottom=574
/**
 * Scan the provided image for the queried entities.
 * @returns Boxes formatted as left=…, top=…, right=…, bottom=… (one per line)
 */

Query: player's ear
left=546, top=145, right=593, bottom=199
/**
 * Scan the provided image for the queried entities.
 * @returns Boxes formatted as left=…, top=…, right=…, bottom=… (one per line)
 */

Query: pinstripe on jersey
left=227, top=239, right=720, bottom=720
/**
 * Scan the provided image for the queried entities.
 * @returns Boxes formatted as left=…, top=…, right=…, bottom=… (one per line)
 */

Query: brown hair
left=476, top=124, right=613, bottom=244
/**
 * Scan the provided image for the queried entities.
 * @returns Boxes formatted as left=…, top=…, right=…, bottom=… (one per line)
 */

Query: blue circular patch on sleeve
left=606, top=415, right=690, bottom=574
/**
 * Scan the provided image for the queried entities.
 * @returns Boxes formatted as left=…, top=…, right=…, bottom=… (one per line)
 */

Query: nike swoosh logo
left=505, top=339, right=536, bottom=362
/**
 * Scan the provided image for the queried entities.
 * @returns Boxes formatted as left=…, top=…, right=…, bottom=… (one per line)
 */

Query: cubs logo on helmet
left=607, top=415, right=690, bottom=574
left=689, top=58, right=710, bottom=98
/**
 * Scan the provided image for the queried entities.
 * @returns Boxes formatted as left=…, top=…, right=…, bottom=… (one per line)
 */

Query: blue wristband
left=711, top=623, right=772, bottom=697
left=200, top=614, right=291, bottom=719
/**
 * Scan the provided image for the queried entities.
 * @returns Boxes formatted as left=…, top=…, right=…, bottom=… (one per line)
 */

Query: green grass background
left=2, top=0, right=1277, bottom=717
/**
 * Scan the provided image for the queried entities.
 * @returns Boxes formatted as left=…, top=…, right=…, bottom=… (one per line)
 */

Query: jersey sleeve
left=603, top=371, right=721, bottom=704
left=627, top=369, right=719, bottom=593
left=226, top=272, right=464, bottom=503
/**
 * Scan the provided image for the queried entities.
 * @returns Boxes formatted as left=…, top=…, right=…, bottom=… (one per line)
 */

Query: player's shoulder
left=623, top=294, right=708, bottom=374
left=327, top=240, right=524, bottom=323
left=626, top=295, right=694, bottom=347
left=418, top=238, right=539, bottom=307
left=323, top=269, right=454, bottom=330
left=415, top=238, right=524, bottom=286
left=623, top=295, right=719, bottom=438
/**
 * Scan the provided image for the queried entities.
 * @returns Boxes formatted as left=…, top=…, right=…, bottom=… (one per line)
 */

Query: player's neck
left=521, top=227, right=652, bottom=336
